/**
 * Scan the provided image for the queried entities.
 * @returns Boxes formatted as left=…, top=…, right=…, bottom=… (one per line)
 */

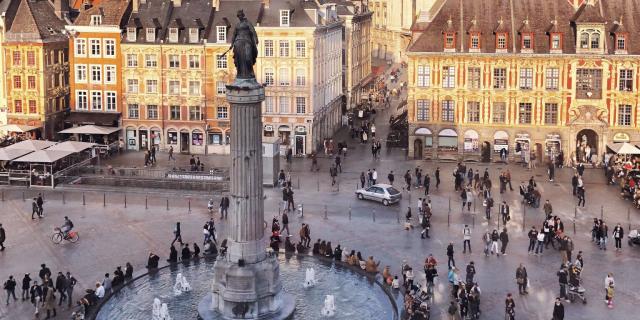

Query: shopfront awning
left=13, top=150, right=74, bottom=163
left=5, top=140, right=57, bottom=151
left=0, top=124, right=39, bottom=133
left=607, top=142, right=640, bottom=155
left=46, top=141, right=96, bottom=153
left=0, top=148, right=33, bottom=161
left=59, top=125, right=121, bottom=135
left=64, top=112, right=120, bottom=126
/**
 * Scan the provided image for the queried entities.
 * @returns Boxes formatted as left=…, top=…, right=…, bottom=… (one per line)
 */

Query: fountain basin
left=96, top=255, right=397, bottom=320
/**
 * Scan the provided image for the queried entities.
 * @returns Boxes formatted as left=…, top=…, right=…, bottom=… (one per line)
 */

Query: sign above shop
left=295, top=126, right=307, bottom=133
left=613, top=132, right=630, bottom=142
left=264, top=125, right=274, bottom=131
left=515, top=133, right=530, bottom=140
left=546, top=134, right=561, bottom=140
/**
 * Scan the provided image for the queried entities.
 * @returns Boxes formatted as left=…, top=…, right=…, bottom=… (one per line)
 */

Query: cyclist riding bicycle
left=61, top=216, right=74, bottom=239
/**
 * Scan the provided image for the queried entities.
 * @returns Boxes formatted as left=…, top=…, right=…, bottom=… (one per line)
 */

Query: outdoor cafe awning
left=5, top=140, right=57, bottom=151
left=13, top=150, right=74, bottom=163
left=59, top=125, right=121, bottom=135
left=607, top=142, right=640, bottom=155
left=46, top=141, right=96, bottom=152
left=0, top=148, right=33, bottom=161
left=0, top=124, right=38, bottom=133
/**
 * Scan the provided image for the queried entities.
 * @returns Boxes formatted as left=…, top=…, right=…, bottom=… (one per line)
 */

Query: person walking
left=43, top=283, right=56, bottom=319
left=571, top=173, right=578, bottom=196
left=548, top=161, right=555, bottom=182
left=535, top=230, right=545, bottom=255
left=21, top=273, right=31, bottom=301
left=606, top=282, right=615, bottom=308
left=168, top=146, right=175, bottom=161
left=36, top=194, right=44, bottom=216
left=613, top=223, right=624, bottom=251
left=500, top=201, right=510, bottom=225
left=435, top=167, right=440, bottom=189
left=55, top=272, right=67, bottom=306
left=516, top=263, right=528, bottom=295
left=360, top=172, right=366, bottom=188
left=500, top=228, right=509, bottom=255
left=404, top=170, right=412, bottom=191
left=505, top=293, right=516, bottom=320
left=171, top=222, right=183, bottom=246
left=423, top=174, right=430, bottom=196
left=490, top=229, right=500, bottom=256
left=552, top=297, right=565, bottom=320
left=4, top=275, right=17, bottom=305
left=577, top=186, right=586, bottom=207
left=463, top=225, right=472, bottom=254
left=219, top=196, right=229, bottom=219
left=330, top=165, right=338, bottom=186
left=465, top=261, right=476, bottom=285
left=65, top=272, right=77, bottom=308
left=335, top=155, right=342, bottom=173
left=387, top=171, right=395, bottom=185
left=605, top=273, right=615, bottom=305
left=446, top=243, right=455, bottom=268
left=32, top=198, right=39, bottom=219
left=102, top=273, right=113, bottom=296
left=281, top=211, right=290, bottom=236
left=372, top=169, right=378, bottom=185
left=543, top=200, right=553, bottom=217
left=485, top=196, right=494, bottom=220
left=527, top=227, right=538, bottom=254
left=286, top=187, right=295, bottom=211
left=482, top=230, right=491, bottom=256
left=420, top=213, right=430, bottom=239
left=557, top=265, right=569, bottom=301
left=0, top=223, right=5, bottom=251
left=599, top=221, right=608, bottom=250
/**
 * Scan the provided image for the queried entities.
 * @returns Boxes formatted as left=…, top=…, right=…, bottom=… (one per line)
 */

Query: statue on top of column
left=228, top=10, right=259, bottom=80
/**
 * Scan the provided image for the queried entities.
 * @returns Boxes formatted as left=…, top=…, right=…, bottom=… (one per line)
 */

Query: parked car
left=355, top=184, right=402, bottom=206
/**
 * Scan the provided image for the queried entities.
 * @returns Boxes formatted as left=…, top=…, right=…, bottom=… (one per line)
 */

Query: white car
left=355, top=184, right=402, bottom=206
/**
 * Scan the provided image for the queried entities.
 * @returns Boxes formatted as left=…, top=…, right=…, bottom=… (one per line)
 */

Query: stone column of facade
left=199, top=79, right=294, bottom=320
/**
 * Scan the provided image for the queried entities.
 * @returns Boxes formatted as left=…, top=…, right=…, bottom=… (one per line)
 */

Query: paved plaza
left=2, top=71, right=640, bottom=320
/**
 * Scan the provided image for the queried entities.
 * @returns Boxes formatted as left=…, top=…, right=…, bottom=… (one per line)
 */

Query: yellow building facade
left=407, top=0, right=640, bottom=165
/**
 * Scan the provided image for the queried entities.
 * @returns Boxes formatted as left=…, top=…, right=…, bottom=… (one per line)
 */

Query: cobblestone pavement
left=1, top=70, right=640, bottom=320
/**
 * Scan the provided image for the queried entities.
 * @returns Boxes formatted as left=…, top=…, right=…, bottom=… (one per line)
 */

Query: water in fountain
left=173, top=273, right=191, bottom=295
left=152, top=298, right=161, bottom=320
left=303, top=267, right=318, bottom=288
left=160, top=303, right=172, bottom=320
left=321, top=295, right=336, bottom=317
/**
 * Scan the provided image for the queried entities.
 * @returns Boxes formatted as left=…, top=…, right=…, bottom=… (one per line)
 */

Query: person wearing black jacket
left=446, top=243, right=455, bottom=268
left=167, top=245, right=178, bottom=263
left=4, top=275, right=17, bottom=304
left=552, top=297, right=565, bottom=320
left=65, top=272, right=77, bottom=308
left=527, top=227, right=538, bottom=254
left=571, top=173, right=579, bottom=195
left=613, top=224, right=624, bottom=251
left=0, top=223, right=5, bottom=251
left=465, top=261, right=476, bottom=285
left=21, top=273, right=31, bottom=301
left=181, top=243, right=192, bottom=260
left=219, top=196, right=230, bottom=219
left=171, top=222, right=182, bottom=246
left=54, top=272, right=67, bottom=306
left=500, top=228, right=509, bottom=255
left=147, top=252, right=160, bottom=268
left=281, top=212, right=290, bottom=235
left=38, top=264, right=51, bottom=282
left=557, top=265, right=569, bottom=301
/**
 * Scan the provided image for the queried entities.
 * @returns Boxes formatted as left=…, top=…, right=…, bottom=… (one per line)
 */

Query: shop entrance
left=180, top=132, right=190, bottom=153
left=414, top=139, right=423, bottom=159
left=576, top=129, right=598, bottom=164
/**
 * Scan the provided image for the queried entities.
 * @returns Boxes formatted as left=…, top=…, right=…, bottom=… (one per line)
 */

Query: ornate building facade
left=65, top=0, right=130, bottom=133
left=408, top=0, right=640, bottom=164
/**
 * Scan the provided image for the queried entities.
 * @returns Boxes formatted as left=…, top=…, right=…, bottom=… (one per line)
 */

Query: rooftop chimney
left=212, top=0, right=219, bottom=10
left=263, top=0, right=269, bottom=9
left=133, top=0, right=139, bottom=12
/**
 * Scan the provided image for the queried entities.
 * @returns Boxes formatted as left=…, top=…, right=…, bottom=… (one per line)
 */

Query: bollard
left=447, top=211, right=450, bottom=227
left=145, top=195, right=148, bottom=209
left=373, top=209, right=376, bottom=222
left=1, top=190, right=4, bottom=202
left=349, top=206, right=352, bottom=221
left=324, top=205, right=328, bottom=220
left=472, top=214, right=475, bottom=228
left=337, top=181, right=340, bottom=192
left=574, top=206, right=577, bottom=219
left=600, top=205, right=604, bottom=220
left=103, top=193, right=106, bottom=207
left=188, top=199, right=191, bottom=213
left=82, top=192, right=85, bottom=206
left=297, top=176, right=300, bottom=189
left=62, top=191, right=65, bottom=204
left=300, top=204, right=304, bottom=218
left=522, top=205, right=526, bottom=231
left=573, top=219, right=576, bottom=235
left=317, top=177, right=320, bottom=192
left=397, top=210, right=400, bottom=224
left=124, top=194, right=127, bottom=208
left=628, top=208, right=631, bottom=232
left=448, top=197, right=451, bottom=212
left=166, top=198, right=169, bottom=211
left=473, top=201, right=476, bottom=213
left=22, top=191, right=25, bottom=202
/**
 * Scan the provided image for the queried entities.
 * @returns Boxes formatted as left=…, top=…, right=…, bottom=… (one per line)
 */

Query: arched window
left=580, top=32, right=589, bottom=48
left=579, top=29, right=601, bottom=49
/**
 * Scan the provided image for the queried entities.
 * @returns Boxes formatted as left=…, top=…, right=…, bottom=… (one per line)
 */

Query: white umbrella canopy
left=0, top=148, right=33, bottom=161
left=0, top=124, right=38, bottom=133
left=46, top=141, right=96, bottom=152
left=5, top=140, right=57, bottom=151
left=13, top=150, right=74, bottom=163
left=608, top=142, right=640, bottom=155
left=58, top=125, right=120, bottom=135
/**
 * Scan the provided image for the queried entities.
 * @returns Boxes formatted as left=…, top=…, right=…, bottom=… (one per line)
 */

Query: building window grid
left=188, top=55, right=200, bottom=69
left=28, top=100, right=36, bottom=114
left=126, top=54, right=138, bottom=67
left=146, top=79, right=158, bottom=93
left=104, top=65, right=116, bottom=84
left=518, top=103, right=532, bottom=124
left=91, top=91, right=102, bottom=110
left=216, top=81, right=226, bottom=95
left=264, top=40, right=274, bottom=57
left=105, top=92, right=116, bottom=111
left=416, top=100, right=430, bottom=121
left=75, top=39, right=86, bottom=56
left=145, top=54, right=157, bottom=67
left=295, top=40, right=306, bottom=57
left=264, top=96, right=274, bottom=113
left=280, top=97, right=290, bottom=113
left=217, top=106, right=228, bottom=119
left=27, top=76, right=36, bottom=89
left=189, top=80, right=201, bottom=96
left=442, top=66, right=455, bottom=88
left=279, top=68, right=290, bottom=86
left=545, top=68, right=559, bottom=90
left=295, top=69, right=306, bottom=86
left=295, top=97, right=306, bottom=114
left=128, top=104, right=139, bottom=119
left=90, top=65, right=101, bottom=83
left=519, top=68, right=533, bottom=90
left=544, top=103, right=558, bottom=125
left=168, top=80, right=180, bottom=95
left=617, top=36, right=626, bottom=50
left=216, top=26, right=226, bottom=43
left=216, top=55, right=227, bottom=69
left=127, top=79, right=139, bottom=93
left=264, top=68, right=274, bottom=86
left=14, top=100, right=22, bottom=113
left=189, top=106, right=202, bottom=121
left=466, top=101, right=480, bottom=122
left=170, top=106, right=181, bottom=120
left=89, top=39, right=101, bottom=57
left=497, top=34, right=507, bottom=49
left=169, top=55, right=180, bottom=68
left=551, top=34, right=561, bottom=49
left=27, top=51, right=35, bottom=66
left=576, top=68, right=602, bottom=99
left=493, top=68, right=507, bottom=89
left=441, top=100, right=454, bottom=122
left=492, top=102, right=506, bottom=123
left=13, top=76, right=21, bottom=89
left=618, top=104, right=632, bottom=126
left=76, top=91, right=88, bottom=110
left=104, top=39, right=115, bottom=57
left=147, top=105, right=158, bottom=119
left=522, top=35, right=532, bottom=49
left=279, top=41, right=290, bottom=57
left=619, top=69, right=633, bottom=91
left=417, top=65, right=430, bottom=88
left=468, top=67, right=481, bottom=89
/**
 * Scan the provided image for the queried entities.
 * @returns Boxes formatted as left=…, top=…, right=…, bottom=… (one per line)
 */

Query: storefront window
left=192, top=131, right=203, bottom=146
left=463, top=130, right=479, bottom=152
left=208, top=131, right=222, bottom=145
left=438, top=129, right=458, bottom=151
left=168, top=131, right=178, bottom=145
left=151, top=130, right=161, bottom=145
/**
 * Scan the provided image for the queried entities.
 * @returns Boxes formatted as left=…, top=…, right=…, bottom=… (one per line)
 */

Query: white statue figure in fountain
left=152, top=298, right=172, bottom=320
left=321, top=295, right=336, bottom=317
left=173, top=273, right=192, bottom=295
left=303, top=268, right=317, bottom=288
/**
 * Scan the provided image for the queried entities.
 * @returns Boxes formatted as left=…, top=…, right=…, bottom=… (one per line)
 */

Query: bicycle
left=51, top=227, right=79, bottom=244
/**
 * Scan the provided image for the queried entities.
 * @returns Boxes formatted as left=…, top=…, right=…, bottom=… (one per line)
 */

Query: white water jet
left=160, top=303, right=172, bottom=320
left=303, top=268, right=317, bottom=288
left=152, top=298, right=162, bottom=320
left=173, top=273, right=192, bottom=295
left=321, top=295, right=336, bottom=317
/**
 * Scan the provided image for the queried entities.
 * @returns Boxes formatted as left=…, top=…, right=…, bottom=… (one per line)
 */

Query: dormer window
left=91, top=15, right=102, bottom=26
left=280, top=10, right=290, bottom=27
left=469, top=33, right=480, bottom=50
left=444, top=32, right=455, bottom=50
left=216, top=26, right=226, bottom=43
left=189, top=28, right=199, bottom=43
left=169, top=28, right=179, bottom=43
left=522, top=34, right=532, bottom=50
left=496, top=33, right=507, bottom=50
left=127, top=27, right=136, bottom=42
left=146, top=28, right=155, bottom=42
left=579, top=29, right=601, bottom=50
left=616, top=34, right=626, bottom=51
left=551, top=33, right=561, bottom=50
